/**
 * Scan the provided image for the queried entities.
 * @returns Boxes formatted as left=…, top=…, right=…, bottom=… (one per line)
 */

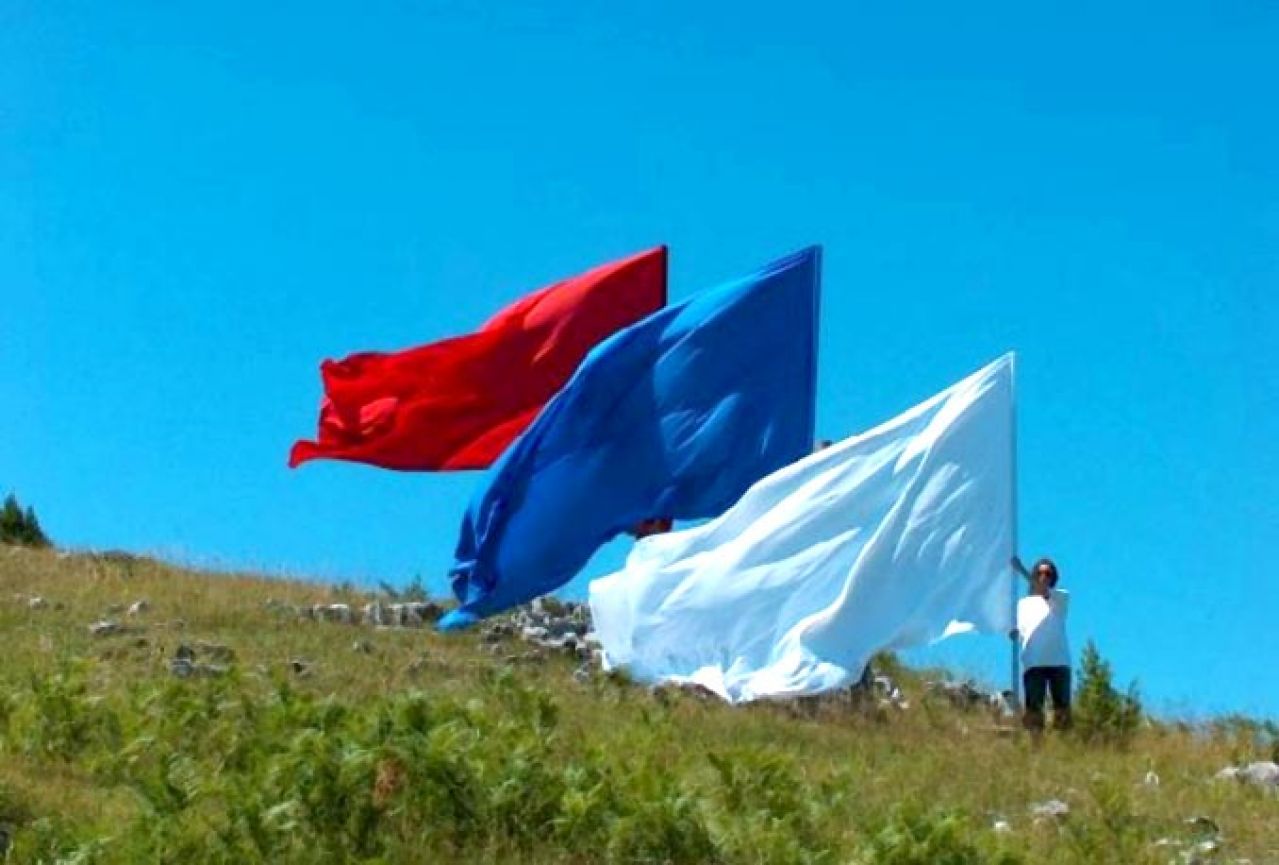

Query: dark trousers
left=1023, top=666, right=1071, bottom=729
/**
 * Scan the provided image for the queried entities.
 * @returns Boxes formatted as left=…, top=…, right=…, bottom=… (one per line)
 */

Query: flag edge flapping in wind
left=288, top=246, right=668, bottom=472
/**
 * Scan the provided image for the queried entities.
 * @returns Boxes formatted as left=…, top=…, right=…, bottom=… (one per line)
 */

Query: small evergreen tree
left=1074, top=640, right=1142, bottom=745
left=22, top=506, right=47, bottom=546
left=0, top=493, right=50, bottom=547
left=1, top=494, right=25, bottom=543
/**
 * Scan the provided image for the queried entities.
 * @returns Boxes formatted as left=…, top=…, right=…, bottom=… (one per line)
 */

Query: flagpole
left=1009, top=352, right=1021, bottom=712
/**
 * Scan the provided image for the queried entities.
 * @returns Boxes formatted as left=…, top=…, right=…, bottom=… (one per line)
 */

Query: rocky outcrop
left=361, top=600, right=446, bottom=628
left=268, top=598, right=447, bottom=629
left=925, top=679, right=1015, bottom=716
left=480, top=597, right=595, bottom=661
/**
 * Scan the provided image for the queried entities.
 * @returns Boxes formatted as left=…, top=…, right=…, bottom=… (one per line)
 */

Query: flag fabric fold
left=289, top=247, right=667, bottom=471
left=439, top=247, right=822, bottom=630
left=588, top=355, right=1016, bottom=703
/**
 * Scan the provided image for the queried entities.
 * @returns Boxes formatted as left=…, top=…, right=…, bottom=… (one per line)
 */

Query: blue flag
left=438, top=247, right=821, bottom=630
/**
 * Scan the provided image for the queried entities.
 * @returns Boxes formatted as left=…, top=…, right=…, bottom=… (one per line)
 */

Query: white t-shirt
left=1017, top=589, right=1071, bottom=669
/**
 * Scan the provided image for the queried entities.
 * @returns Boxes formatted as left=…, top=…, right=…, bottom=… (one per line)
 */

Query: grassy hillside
left=1, top=545, right=1275, bottom=863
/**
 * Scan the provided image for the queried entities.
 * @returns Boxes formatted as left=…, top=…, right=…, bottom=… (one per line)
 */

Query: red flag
left=289, top=247, right=667, bottom=471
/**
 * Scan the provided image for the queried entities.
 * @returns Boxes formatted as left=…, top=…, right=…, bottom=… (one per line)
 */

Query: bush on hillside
left=1073, top=641, right=1142, bottom=745
left=1, top=493, right=50, bottom=548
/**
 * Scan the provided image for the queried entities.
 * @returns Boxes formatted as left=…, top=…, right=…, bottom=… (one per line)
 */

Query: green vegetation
left=1074, top=640, right=1144, bottom=746
left=1, top=546, right=1275, bottom=863
left=0, top=495, right=48, bottom=549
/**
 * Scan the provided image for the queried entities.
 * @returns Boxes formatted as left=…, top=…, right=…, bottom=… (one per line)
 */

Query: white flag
left=589, top=355, right=1016, bottom=703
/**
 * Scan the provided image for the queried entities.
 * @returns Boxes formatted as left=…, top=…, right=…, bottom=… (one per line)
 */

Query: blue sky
left=3, top=1, right=1275, bottom=717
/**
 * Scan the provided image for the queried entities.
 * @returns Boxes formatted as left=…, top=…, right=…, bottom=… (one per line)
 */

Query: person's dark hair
left=1032, top=557, right=1059, bottom=587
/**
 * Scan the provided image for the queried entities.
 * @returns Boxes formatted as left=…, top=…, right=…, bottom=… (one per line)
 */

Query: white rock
left=542, top=633, right=583, bottom=655
left=27, top=596, right=47, bottom=610
left=545, top=618, right=583, bottom=638
left=992, top=819, right=1012, bottom=834
left=1029, top=799, right=1070, bottom=821
left=126, top=599, right=150, bottom=616
left=314, top=603, right=353, bottom=624
left=1238, top=761, right=1279, bottom=789
left=1215, top=761, right=1279, bottom=791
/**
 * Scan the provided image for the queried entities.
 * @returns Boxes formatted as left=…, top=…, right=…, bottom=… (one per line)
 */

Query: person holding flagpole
left=1012, top=556, right=1072, bottom=732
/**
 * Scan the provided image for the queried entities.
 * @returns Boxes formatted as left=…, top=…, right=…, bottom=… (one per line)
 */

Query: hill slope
left=1, top=546, right=1275, bottom=863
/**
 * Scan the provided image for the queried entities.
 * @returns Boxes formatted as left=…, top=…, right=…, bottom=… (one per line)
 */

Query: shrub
left=6, top=818, right=103, bottom=864
left=0, top=780, right=34, bottom=856
left=605, top=772, right=719, bottom=865
left=1060, top=778, right=1163, bottom=864
left=708, top=749, right=834, bottom=863
left=5, top=662, right=122, bottom=761
left=1073, top=641, right=1142, bottom=745
left=853, top=807, right=1020, bottom=865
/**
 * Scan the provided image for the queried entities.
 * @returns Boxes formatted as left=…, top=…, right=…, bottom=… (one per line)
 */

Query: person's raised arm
left=1010, top=555, right=1032, bottom=585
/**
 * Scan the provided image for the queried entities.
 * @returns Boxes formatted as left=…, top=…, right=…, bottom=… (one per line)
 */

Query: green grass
left=1, top=545, right=1275, bottom=863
